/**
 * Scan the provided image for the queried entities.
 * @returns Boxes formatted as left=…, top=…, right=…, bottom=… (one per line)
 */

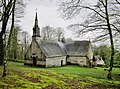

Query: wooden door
left=33, top=57, right=36, bottom=66
left=61, top=60, right=63, bottom=66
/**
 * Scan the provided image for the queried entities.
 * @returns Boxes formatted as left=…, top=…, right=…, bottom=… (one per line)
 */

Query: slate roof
left=36, top=39, right=90, bottom=57
left=57, top=42, right=67, bottom=51
left=38, top=41, right=66, bottom=58
left=65, top=41, right=90, bottom=56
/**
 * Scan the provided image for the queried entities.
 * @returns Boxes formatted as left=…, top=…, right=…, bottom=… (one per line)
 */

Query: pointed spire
left=32, top=10, right=40, bottom=37
left=34, top=9, right=38, bottom=27
left=35, top=9, right=38, bottom=21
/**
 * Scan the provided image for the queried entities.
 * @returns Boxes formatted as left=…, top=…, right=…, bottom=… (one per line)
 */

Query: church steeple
left=32, top=11, right=40, bottom=37
left=35, top=11, right=38, bottom=27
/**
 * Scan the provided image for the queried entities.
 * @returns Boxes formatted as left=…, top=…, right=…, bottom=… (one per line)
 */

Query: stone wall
left=37, top=61, right=46, bottom=66
left=25, top=40, right=43, bottom=65
left=67, top=57, right=87, bottom=66
left=46, top=56, right=66, bottom=67
left=24, top=60, right=33, bottom=65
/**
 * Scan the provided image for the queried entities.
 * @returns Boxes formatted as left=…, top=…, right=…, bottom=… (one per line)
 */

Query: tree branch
left=82, top=5, right=106, bottom=19
left=115, top=0, right=120, bottom=4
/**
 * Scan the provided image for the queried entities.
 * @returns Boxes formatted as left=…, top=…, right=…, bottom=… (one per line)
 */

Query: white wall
left=46, top=56, right=66, bottom=67
left=25, top=40, right=42, bottom=65
left=24, top=60, right=33, bottom=65
left=67, top=57, right=87, bottom=66
left=37, top=61, right=46, bottom=66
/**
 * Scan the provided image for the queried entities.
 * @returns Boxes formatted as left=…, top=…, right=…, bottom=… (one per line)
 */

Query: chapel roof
left=36, top=39, right=90, bottom=57
left=65, top=41, right=90, bottom=56
left=38, top=41, right=66, bottom=57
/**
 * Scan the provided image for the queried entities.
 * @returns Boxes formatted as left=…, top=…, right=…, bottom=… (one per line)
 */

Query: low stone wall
left=24, top=60, right=33, bottom=65
left=37, top=61, right=46, bottom=66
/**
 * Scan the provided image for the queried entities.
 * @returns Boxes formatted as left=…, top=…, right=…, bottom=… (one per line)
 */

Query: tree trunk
left=14, top=50, right=17, bottom=59
left=7, top=0, right=16, bottom=59
left=105, top=0, right=115, bottom=79
left=0, top=19, right=7, bottom=65
left=107, top=34, right=114, bottom=79
left=0, top=37, right=4, bottom=65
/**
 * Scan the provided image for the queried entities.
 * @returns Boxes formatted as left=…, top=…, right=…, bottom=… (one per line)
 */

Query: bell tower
left=32, top=11, right=40, bottom=38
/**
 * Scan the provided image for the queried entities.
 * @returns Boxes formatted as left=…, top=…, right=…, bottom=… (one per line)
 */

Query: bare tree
left=7, top=0, right=16, bottom=60
left=0, top=0, right=17, bottom=77
left=0, top=0, right=28, bottom=77
left=115, top=0, right=120, bottom=5
left=55, top=27, right=64, bottom=42
left=16, top=30, right=31, bottom=60
left=41, top=25, right=65, bottom=41
left=41, top=25, right=55, bottom=40
left=8, top=27, right=18, bottom=59
left=7, top=0, right=27, bottom=60
left=21, top=31, right=30, bottom=53
left=59, top=0, right=120, bottom=79
left=0, top=0, right=16, bottom=65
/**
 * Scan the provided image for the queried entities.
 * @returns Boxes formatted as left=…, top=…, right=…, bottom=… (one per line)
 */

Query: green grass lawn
left=0, top=61, right=120, bottom=89
left=7, top=61, right=120, bottom=79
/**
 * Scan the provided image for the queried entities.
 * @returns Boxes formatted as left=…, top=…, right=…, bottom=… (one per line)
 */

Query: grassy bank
left=0, top=61, right=120, bottom=89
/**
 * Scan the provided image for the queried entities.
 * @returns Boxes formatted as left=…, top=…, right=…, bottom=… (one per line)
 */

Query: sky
left=21, top=0, right=99, bottom=41
left=21, top=0, right=120, bottom=49
left=22, top=0, right=74, bottom=39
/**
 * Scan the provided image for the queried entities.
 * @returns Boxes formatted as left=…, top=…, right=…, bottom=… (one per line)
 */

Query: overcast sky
left=22, top=0, right=75, bottom=39
left=21, top=0, right=120, bottom=48
left=22, top=0, right=97, bottom=41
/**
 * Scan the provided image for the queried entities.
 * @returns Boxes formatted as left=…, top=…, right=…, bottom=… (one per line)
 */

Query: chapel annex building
left=24, top=12, right=94, bottom=67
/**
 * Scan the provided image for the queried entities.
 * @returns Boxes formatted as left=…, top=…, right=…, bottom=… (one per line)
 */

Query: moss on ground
left=0, top=62, right=120, bottom=89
